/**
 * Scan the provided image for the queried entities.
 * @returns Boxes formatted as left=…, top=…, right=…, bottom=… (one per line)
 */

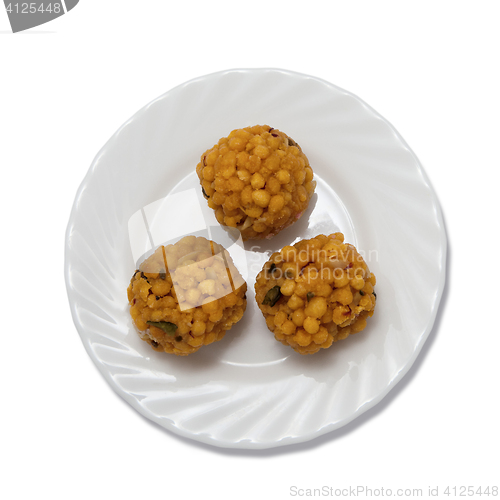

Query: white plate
left=65, top=68, right=447, bottom=449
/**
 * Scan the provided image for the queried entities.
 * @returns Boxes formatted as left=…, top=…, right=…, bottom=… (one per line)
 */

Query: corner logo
left=3, top=1, right=79, bottom=33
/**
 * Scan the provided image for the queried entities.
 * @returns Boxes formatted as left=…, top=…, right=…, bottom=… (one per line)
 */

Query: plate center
left=167, top=173, right=356, bottom=367
left=127, top=171, right=355, bottom=368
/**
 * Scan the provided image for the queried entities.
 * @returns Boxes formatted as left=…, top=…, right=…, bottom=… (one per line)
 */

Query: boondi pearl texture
left=128, top=236, right=247, bottom=356
left=254, top=233, right=377, bottom=355
left=196, top=125, right=316, bottom=240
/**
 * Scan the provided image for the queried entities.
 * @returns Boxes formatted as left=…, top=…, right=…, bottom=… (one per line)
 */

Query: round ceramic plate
left=65, top=68, right=446, bottom=449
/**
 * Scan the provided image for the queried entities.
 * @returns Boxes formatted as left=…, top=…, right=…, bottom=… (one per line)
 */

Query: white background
left=1, top=1, right=499, bottom=499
